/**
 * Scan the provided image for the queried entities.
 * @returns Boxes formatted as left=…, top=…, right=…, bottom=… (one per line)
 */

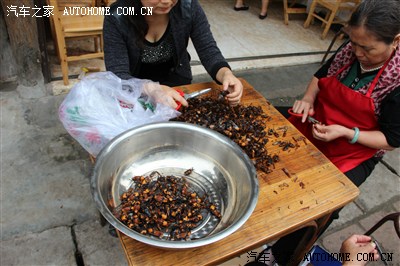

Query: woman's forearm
left=302, top=76, right=320, bottom=103
left=345, top=128, right=395, bottom=150
left=215, top=67, right=232, bottom=83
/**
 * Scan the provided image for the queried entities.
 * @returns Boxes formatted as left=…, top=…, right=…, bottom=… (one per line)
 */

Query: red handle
left=175, top=89, right=185, bottom=110
left=288, top=108, right=302, bottom=117
left=288, top=108, right=320, bottom=124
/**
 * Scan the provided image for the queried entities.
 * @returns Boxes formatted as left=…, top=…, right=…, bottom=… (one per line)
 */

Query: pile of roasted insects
left=173, top=93, right=296, bottom=174
left=115, top=170, right=221, bottom=240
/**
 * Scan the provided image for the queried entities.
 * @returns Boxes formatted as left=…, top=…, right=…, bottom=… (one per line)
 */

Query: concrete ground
left=1, top=0, right=399, bottom=265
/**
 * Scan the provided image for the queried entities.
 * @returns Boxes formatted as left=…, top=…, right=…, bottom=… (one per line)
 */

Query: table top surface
left=118, top=79, right=359, bottom=266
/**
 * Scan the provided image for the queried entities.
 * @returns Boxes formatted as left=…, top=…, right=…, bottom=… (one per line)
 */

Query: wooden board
left=118, top=79, right=359, bottom=266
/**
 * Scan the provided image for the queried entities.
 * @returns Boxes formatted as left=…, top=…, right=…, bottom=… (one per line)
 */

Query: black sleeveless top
left=138, top=23, right=176, bottom=86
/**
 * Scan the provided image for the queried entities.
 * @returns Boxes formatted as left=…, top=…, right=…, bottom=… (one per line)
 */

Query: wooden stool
left=304, top=0, right=360, bottom=39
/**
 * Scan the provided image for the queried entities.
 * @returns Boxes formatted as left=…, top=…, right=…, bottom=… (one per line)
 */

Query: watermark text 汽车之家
left=6, top=5, right=54, bottom=17
left=5, top=5, right=153, bottom=17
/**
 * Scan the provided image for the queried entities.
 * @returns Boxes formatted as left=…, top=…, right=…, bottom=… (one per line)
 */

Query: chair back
left=304, top=0, right=361, bottom=39
left=47, top=0, right=104, bottom=85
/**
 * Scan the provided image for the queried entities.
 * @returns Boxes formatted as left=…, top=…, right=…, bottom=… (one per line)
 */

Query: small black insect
left=184, top=168, right=194, bottom=176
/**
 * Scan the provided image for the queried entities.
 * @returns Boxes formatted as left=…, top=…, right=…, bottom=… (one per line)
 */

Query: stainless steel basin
left=91, top=121, right=258, bottom=249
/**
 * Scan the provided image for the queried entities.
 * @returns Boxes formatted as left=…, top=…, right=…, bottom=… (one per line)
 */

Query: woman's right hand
left=291, top=76, right=320, bottom=122
left=143, top=82, right=188, bottom=109
left=159, top=85, right=188, bottom=109
left=291, top=98, right=315, bottom=123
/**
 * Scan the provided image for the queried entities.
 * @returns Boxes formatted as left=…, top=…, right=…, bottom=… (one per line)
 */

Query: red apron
left=289, top=59, right=390, bottom=173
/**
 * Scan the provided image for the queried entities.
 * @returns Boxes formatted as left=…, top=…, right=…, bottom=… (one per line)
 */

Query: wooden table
left=117, top=79, right=359, bottom=266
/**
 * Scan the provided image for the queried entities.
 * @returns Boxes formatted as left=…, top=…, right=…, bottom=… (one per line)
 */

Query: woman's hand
left=291, top=76, right=320, bottom=122
left=311, top=124, right=353, bottom=142
left=292, top=98, right=315, bottom=123
left=340, top=235, right=379, bottom=266
left=217, top=68, right=243, bottom=106
left=159, top=85, right=188, bottom=109
left=143, top=82, right=188, bottom=109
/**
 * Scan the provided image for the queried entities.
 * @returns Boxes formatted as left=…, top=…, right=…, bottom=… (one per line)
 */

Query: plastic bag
left=58, top=72, right=180, bottom=156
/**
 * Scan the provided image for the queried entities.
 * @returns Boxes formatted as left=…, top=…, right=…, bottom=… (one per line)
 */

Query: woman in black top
left=104, top=0, right=243, bottom=109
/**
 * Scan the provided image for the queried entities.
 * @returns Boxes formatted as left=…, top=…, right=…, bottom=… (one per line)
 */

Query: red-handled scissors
left=288, top=108, right=320, bottom=124
left=175, top=88, right=212, bottom=110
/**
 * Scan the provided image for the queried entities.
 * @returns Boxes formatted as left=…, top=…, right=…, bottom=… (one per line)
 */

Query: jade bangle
left=349, top=127, right=360, bottom=144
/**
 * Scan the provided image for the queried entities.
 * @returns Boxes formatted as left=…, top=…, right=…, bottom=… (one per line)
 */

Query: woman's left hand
left=311, top=124, right=351, bottom=142
left=218, top=68, right=243, bottom=106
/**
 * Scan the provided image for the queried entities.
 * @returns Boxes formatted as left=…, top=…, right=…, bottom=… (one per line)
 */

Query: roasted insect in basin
left=115, top=171, right=221, bottom=240
left=184, top=168, right=194, bottom=176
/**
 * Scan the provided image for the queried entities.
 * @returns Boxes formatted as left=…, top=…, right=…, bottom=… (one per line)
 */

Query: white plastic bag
left=58, top=72, right=180, bottom=156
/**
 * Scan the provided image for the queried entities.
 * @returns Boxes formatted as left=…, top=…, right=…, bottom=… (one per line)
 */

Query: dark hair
left=348, top=0, right=400, bottom=44
left=127, top=0, right=148, bottom=48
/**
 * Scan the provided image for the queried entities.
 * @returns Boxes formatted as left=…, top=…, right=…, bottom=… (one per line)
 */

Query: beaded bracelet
left=349, top=127, right=360, bottom=144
